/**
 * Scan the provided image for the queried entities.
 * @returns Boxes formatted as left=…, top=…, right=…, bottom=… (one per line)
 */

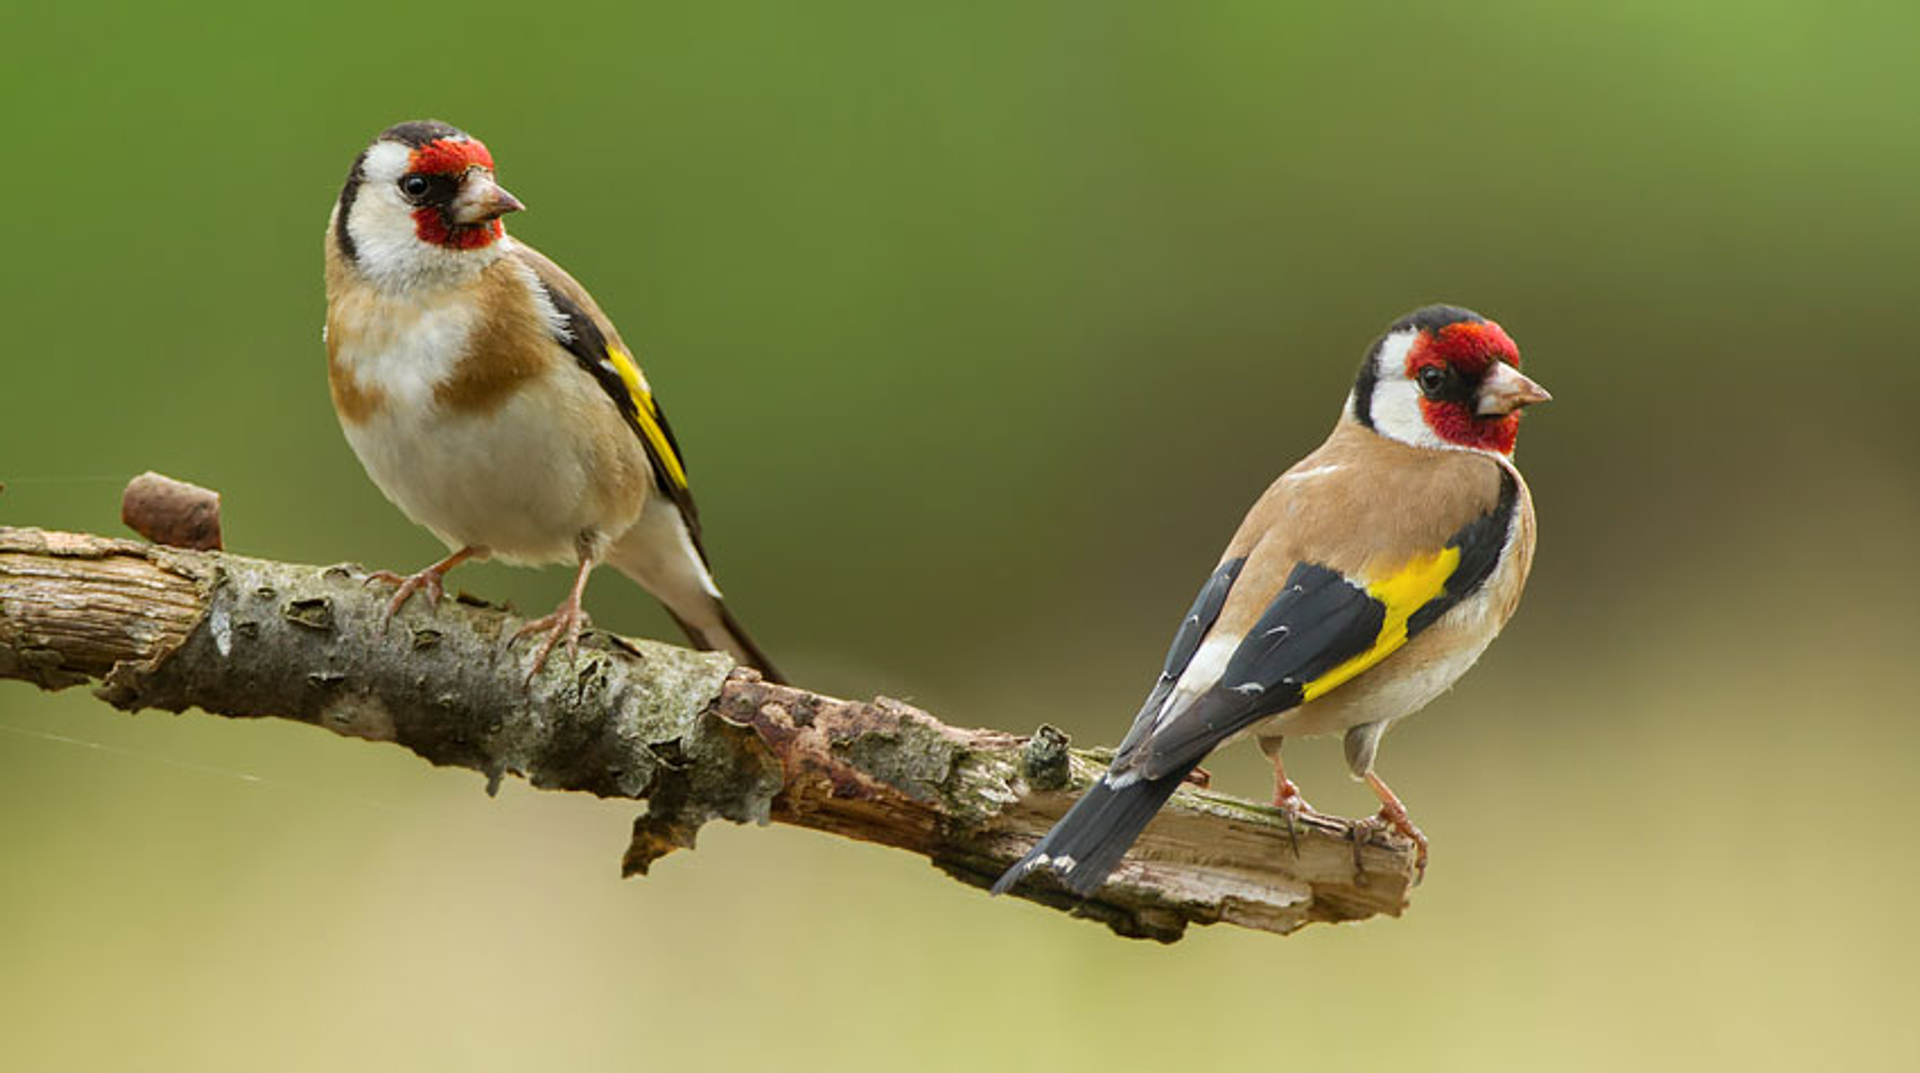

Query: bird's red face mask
left=403, top=137, right=524, bottom=251
left=1406, top=321, right=1550, bottom=454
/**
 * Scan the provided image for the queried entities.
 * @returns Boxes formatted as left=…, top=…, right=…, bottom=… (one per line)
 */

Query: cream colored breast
left=323, top=254, right=652, bottom=564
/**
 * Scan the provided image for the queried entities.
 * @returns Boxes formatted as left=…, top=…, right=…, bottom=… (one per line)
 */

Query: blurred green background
left=4, top=1, right=1918, bottom=1069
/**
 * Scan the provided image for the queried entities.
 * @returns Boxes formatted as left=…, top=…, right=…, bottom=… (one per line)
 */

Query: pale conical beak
left=451, top=174, right=526, bottom=225
left=1476, top=362, right=1553, bottom=416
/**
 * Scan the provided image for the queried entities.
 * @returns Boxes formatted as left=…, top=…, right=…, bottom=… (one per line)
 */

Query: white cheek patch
left=1370, top=377, right=1448, bottom=451
left=347, top=187, right=419, bottom=261
left=1363, top=329, right=1454, bottom=452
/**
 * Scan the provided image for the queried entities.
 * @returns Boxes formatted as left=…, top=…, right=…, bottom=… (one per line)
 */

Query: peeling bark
left=0, top=526, right=1417, bottom=941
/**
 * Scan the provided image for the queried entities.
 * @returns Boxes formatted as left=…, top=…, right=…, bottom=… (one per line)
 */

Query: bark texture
left=0, top=525, right=1417, bottom=941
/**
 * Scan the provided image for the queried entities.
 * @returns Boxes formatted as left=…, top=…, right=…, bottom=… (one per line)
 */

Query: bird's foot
left=366, top=568, right=449, bottom=626
left=1350, top=804, right=1428, bottom=884
left=365, top=548, right=477, bottom=626
left=1183, top=765, right=1213, bottom=789
left=513, top=597, right=591, bottom=682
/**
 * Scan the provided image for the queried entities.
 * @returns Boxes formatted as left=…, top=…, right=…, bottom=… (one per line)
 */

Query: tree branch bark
left=0, top=524, right=1416, bottom=941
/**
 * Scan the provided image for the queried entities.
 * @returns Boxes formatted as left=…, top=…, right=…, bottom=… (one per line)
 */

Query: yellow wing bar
left=605, top=345, right=689, bottom=492
left=1300, top=547, right=1461, bottom=703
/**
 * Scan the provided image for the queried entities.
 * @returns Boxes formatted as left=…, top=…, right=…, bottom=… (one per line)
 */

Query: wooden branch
left=0, top=524, right=1416, bottom=941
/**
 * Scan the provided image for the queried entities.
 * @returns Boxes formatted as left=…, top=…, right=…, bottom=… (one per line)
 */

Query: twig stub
left=121, top=472, right=223, bottom=551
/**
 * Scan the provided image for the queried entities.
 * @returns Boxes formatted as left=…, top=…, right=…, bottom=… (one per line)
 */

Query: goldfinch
left=993, top=305, right=1549, bottom=896
left=323, top=120, right=781, bottom=681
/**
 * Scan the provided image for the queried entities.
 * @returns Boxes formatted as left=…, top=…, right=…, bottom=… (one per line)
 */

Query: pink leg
left=1259, top=738, right=1315, bottom=813
left=366, top=546, right=480, bottom=626
left=513, top=557, right=596, bottom=680
left=1260, top=738, right=1318, bottom=856
left=1359, top=770, right=1429, bottom=880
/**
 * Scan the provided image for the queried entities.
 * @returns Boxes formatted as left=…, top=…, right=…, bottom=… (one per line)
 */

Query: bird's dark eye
left=399, top=174, right=432, bottom=200
left=1417, top=365, right=1449, bottom=398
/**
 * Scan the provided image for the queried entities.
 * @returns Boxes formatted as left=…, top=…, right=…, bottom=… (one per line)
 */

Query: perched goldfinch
left=323, top=120, right=781, bottom=681
left=993, top=305, right=1549, bottom=897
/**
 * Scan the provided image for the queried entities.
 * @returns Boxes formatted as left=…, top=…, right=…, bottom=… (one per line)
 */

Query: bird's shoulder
left=1211, top=420, right=1513, bottom=641
left=1228, top=421, right=1508, bottom=572
left=504, top=239, right=634, bottom=356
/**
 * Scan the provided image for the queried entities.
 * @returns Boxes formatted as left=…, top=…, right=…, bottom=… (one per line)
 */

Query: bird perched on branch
left=993, top=305, right=1549, bottom=897
left=323, top=120, right=781, bottom=681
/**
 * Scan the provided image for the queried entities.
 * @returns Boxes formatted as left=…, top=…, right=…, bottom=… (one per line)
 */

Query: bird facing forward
left=323, top=120, right=781, bottom=681
left=993, top=305, right=1549, bottom=897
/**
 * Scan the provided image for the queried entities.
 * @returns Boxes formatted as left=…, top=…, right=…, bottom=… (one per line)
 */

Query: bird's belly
left=340, top=375, right=645, bottom=564
left=1276, top=628, right=1496, bottom=740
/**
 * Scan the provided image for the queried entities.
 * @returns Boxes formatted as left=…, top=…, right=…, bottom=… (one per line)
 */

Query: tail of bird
left=989, top=760, right=1199, bottom=897
left=607, top=499, right=785, bottom=684
left=664, top=601, right=784, bottom=685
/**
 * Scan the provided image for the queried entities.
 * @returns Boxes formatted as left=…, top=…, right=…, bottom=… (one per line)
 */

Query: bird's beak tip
left=1478, top=366, right=1553, bottom=416
left=453, top=176, right=526, bottom=224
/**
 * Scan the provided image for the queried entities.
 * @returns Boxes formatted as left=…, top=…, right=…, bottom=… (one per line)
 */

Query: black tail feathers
left=714, top=603, right=785, bottom=684
left=989, top=761, right=1199, bottom=897
left=664, top=603, right=786, bottom=685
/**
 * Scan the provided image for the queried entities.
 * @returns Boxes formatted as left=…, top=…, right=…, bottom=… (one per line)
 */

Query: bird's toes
left=367, top=569, right=442, bottom=627
left=1348, top=809, right=1428, bottom=884
left=514, top=605, right=590, bottom=682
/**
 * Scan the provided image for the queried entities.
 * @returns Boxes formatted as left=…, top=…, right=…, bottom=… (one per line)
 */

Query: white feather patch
left=359, top=141, right=413, bottom=183
left=1154, top=633, right=1238, bottom=731
left=511, top=249, right=573, bottom=341
left=1281, top=463, right=1346, bottom=483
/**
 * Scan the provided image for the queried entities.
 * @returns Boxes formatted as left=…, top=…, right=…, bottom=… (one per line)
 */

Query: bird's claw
left=513, top=603, right=590, bottom=682
left=365, top=568, right=446, bottom=627
left=1349, top=806, right=1428, bottom=885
